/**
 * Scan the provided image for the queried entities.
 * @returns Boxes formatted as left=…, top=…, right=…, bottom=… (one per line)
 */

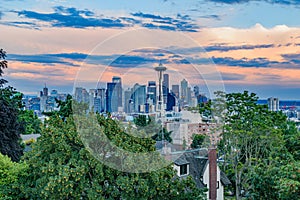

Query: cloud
left=109, top=55, right=159, bottom=67
left=119, top=17, right=142, bottom=24
left=208, top=0, right=250, bottom=3
left=131, top=12, right=199, bottom=32
left=254, top=73, right=282, bottom=81
left=9, top=50, right=298, bottom=71
left=207, top=0, right=300, bottom=6
left=212, top=54, right=300, bottom=70
left=0, top=21, right=40, bottom=29
left=7, top=50, right=208, bottom=68
left=9, top=7, right=200, bottom=32
left=167, top=43, right=276, bottom=54
left=7, top=52, right=161, bottom=68
left=9, top=68, right=66, bottom=77
left=212, top=56, right=290, bottom=68
left=221, top=72, right=246, bottom=80
left=8, top=53, right=83, bottom=66
left=49, top=53, right=88, bottom=61
left=206, top=44, right=276, bottom=52
left=54, top=6, right=94, bottom=17
left=142, top=23, right=177, bottom=31
left=14, top=6, right=128, bottom=29
left=199, top=15, right=221, bottom=20
left=131, top=12, right=171, bottom=21
left=281, top=53, right=300, bottom=64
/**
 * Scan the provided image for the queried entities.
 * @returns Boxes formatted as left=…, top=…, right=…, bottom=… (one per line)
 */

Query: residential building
left=173, top=148, right=231, bottom=200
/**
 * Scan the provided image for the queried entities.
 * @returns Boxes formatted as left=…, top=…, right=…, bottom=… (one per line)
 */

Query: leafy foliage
left=248, top=121, right=300, bottom=199
left=219, top=92, right=287, bottom=199
left=283, top=121, right=300, bottom=161
left=6, top=112, right=205, bottom=199
left=198, top=100, right=212, bottom=122
left=43, top=94, right=74, bottom=120
left=18, top=110, right=42, bottom=135
left=209, top=91, right=300, bottom=199
left=134, top=115, right=150, bottom=127
left=198, top=91, right=300, bottom=199
left=0, top=49, right=8, bottom=86
left=191, top=134, right=206, bottom=149
left=0, top=153, right=27, bottom=199
left=0, top=49, right=24, bottom=162
left=151, top=127, right=173, bottom=143
left=275, top=161, right=300, bottom=199
left=134, top=115, right=173, bottom=143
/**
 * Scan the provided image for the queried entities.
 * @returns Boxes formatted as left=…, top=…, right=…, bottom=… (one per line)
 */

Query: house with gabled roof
left=173, top=148, right=231, bottom=200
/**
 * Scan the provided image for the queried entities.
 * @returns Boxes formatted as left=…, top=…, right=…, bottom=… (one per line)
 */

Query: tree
left=0, top=49, right=8, bottom=86
left=134, top=115, right=173, bottom=143
left=0, top=49, right=24, bottom=162
left=18, top=110, right=41, bottom=135
left=134, top=115, right=149, bottom=127
left=198, top=100, right=212, bottom=122
left=191, top=134, right=206, bottom=149
left=275, top=161, right=300, bottom=199
left=196, top=90, right=300, bottom=198
left=6, top=109, right=205, bottom=199
left=0, top=153, right=27, bottom=199
left=249, top=159, right=300, bottom=199
left=220, top=91, right=289, bottom=199
left=43, top=94, right=74, bottom=121
left=151, top=127, right=173, bottom=143
left=248, top=120, right=300, bottom=199
left=283, top=121, right=300, bottom=160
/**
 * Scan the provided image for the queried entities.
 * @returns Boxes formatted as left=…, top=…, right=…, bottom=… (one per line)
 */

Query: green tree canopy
left=0, top=49, right=8, bottom=86
left=213, top=91, right=299, bottom=199
left=6, top=112, right=205, bottom=199
left=0, top=49, right=24, bottom=162
left=0, top=153, right=27, bottom=199
left=43, top=94, right=74, bottom=120
left=134, top=115, right=172, bottom=143
left=18, top=110, right=41, bottom=135
left=191, top=134, right=206, bottom=149
left=198, top=91, right=300, bottom=199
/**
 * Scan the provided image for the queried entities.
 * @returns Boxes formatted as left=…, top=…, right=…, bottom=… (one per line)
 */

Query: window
left=180, top=164, right=188, bottom=176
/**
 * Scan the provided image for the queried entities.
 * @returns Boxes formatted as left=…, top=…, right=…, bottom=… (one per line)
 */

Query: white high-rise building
left=268, top=97, right=279, bottom=111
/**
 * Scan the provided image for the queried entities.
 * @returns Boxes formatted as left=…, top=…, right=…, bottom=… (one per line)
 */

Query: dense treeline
left=202, top=91, right=300, bottom=199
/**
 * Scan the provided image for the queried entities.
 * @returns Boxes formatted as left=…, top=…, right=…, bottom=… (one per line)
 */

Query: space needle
left=154, top=62, right=167, bottom=123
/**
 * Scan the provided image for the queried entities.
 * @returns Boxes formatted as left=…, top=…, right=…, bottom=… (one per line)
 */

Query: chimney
left=208, top=147, right=217, bottom=200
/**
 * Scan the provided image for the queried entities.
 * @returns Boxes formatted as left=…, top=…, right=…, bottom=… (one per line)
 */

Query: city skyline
left=1, top=1, right=300, bottom=99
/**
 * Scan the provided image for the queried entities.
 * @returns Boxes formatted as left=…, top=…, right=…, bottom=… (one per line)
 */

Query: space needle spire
left=154, top=62, right=167, bottom=123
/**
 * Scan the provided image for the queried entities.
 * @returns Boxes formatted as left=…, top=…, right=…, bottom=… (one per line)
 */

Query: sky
left=1, top=0, right=300, bottom=99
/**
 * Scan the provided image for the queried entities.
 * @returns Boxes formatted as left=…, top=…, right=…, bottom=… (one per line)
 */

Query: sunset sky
left=1, top=0, right=300, bottom=99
